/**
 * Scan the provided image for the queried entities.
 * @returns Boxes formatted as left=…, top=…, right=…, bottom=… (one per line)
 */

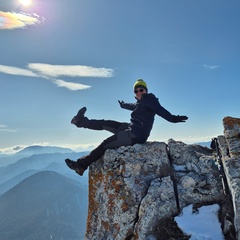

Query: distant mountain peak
left=16, top=145, right=74, bottom=156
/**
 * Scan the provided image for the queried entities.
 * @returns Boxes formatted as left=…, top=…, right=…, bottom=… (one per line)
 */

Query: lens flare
left=19, top=0, right=32, bottom=7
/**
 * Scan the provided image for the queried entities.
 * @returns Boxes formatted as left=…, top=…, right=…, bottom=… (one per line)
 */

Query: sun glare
left=19, top=0, right=32, bottom=7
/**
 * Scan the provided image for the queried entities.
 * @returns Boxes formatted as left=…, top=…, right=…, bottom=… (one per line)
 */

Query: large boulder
left=83, top=116, right=240, bottom=240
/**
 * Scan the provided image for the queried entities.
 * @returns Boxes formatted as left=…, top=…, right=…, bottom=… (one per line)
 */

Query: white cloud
left=52, top=79, right=91, bottom=91
left=0, top=145, right=25, bottom=154
left=0, top=65, right=38, bottom=77
left=180, top=135, right=213, bottom=144
left=156, top=135, right=213, bottom=145
left=0, top=11, right=44, bottom=30
left=0, top=142, right=49, bottom=154
left=0, top=63, right=114, bottom=91
left=202, top=64, right=220, bottom=70
left=57, top=143, right=97, bottom=152
left=0, top=125, right=16, bottom=133
left=28, top=63, right=114, bottom=78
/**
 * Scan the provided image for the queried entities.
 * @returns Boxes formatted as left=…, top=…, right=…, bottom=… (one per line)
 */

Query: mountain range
left=0, top=145, right=90, bottom=239
left=0, top=171, right=88, bottom=240
left=0, top=145, right=76, bottom=167
left=0, top=148, right=89, bottom=195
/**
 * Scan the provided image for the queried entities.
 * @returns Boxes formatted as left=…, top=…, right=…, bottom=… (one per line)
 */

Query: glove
left=174, top=115, right=188, bottom=123
left=118, top=100, right=125, bottom=108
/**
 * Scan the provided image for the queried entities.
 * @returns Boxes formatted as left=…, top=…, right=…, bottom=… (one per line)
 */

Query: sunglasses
left=134, top=88, right=145, bottom=94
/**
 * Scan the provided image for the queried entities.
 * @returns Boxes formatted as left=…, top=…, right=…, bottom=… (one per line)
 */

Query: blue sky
left=0, top=0, right=239, bottom=153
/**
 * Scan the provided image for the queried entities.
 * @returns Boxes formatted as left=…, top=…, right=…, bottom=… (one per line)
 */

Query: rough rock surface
left=84, top=116, right=240, bottom=240
left=219, top=116, right=240, bottom=240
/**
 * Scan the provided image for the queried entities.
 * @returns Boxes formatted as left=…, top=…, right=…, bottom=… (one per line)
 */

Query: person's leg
left=71, top=107, right=129, bottom=133
left=103, top=121, right=129, bottom=133
left=65, top=130, right=137, bottom=174
left=75, top=117, right=129, bottom=133
left=77, top=130, right=137, bottom=168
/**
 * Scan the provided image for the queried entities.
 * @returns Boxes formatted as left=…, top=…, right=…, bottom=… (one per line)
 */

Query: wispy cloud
left=180, top=135, right=213, bottom=144
left=0, top=65, right=38, bottom=77
left=28, top=63, right=114, bottom=78
left=52, top=79, right=91, bottom=90
left=0, top=145, right=23, bottom=155
left=0, top=124, right=16, bottom=133
left=0, top=64, right=114, bottom=91
left=0, top=11, right=44, bottom=30
left=57, top=143, right=97, bottom=152
left=0, top=142, right=49, bottom=155
left=202, top=65, right=220, bottom=70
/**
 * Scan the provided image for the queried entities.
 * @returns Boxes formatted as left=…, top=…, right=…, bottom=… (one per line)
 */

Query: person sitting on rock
left=65, top=79, right=188, bottom=176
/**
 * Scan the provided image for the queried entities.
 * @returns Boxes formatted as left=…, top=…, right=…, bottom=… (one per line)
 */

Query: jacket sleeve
left=151, top=98, right=177, bottom=123
left=120, top=102, right=135, bottom=111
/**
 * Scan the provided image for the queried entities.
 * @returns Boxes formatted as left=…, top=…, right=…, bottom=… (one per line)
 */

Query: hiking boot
left=65, top=158, right=85, bottom=176
left=71, top=107, right=87, bottom=125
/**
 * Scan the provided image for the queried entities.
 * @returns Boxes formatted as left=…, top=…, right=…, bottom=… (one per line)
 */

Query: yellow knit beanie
left=133, top=79, right=148, bottom=92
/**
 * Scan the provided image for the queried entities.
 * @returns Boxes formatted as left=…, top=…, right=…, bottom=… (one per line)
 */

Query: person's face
left=134, top=88, right=147, bottom=100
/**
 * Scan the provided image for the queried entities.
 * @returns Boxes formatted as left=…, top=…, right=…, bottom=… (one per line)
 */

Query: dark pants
left=76, top=118, right=138, bottom=169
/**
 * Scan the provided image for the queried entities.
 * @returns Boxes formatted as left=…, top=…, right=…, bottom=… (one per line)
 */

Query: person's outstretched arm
left=154, top=100, right=188, bottom=123
left=118, top=100, right=135, bottom=111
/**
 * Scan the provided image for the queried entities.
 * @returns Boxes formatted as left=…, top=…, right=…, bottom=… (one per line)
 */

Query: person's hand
left=118, top=100, right=124, bottom=108
left=174, top=115, right=188, bottom=122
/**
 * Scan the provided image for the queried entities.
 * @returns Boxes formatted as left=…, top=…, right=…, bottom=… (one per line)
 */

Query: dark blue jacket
left=120, top=93, right=177, bottom=142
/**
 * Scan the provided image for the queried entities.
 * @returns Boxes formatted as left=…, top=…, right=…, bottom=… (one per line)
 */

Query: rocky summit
left=84, top=116, right=240, bottom=240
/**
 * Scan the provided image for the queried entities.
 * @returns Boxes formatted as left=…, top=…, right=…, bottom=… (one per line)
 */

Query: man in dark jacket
left=65, top=79, right=188, bottom=176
